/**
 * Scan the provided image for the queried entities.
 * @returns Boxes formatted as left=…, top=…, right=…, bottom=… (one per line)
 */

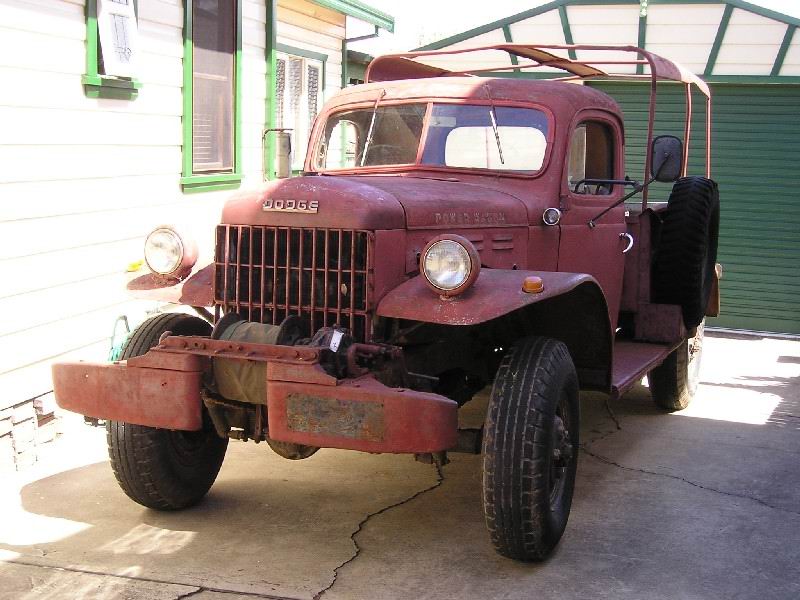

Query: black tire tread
left=649, top=339, right=691, bottom=411
left=482, top=337, right=579, bottom=561
left=653, top=176, right=720, bottom=328
left=650, top=323, right=704, bottom=411
left=106, top=313, right=226, bottom=511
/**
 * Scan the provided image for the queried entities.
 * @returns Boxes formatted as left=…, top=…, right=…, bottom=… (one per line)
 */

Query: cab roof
left=325, top=76, right=621, bottom=115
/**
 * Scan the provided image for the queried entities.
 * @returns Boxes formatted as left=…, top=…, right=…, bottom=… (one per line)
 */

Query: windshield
left=313, top=102, right=549, bottom=174
left=315, top=104, right=427, bottom=170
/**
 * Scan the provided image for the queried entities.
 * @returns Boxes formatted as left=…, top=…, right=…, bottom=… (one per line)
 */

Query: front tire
left=482, top=337, right=580, bottom=561
left=107, top=313, right=228, bottom=510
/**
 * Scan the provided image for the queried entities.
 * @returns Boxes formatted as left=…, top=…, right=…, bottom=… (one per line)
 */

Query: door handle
left=619, top=232, right=634, bottom=253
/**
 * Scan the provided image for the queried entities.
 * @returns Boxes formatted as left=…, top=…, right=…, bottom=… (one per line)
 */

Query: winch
left=205, top=314, right=361, bottom=458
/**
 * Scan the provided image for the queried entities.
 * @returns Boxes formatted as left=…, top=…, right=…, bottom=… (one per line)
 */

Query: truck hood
left=221, top=175, right=528, bottom=230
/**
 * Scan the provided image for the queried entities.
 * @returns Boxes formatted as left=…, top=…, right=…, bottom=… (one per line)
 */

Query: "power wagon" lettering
left=434, top=211, right=506, bottom=225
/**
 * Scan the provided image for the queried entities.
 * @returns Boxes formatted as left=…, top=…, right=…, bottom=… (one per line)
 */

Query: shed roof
left=416, top=1, right=800, bottom=82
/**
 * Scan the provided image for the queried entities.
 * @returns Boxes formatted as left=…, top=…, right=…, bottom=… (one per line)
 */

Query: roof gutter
left=311, top=0, right=395, bottom=32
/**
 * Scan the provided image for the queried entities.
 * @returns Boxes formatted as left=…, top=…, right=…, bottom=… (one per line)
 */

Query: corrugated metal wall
left=591, top=82, right=800, bottom=334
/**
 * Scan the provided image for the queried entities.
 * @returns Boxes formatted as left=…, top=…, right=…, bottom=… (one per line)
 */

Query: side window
left=276, top=50, right=325, bottom=172
left=568, top=121, right=615, bottom=195
left=181, top=0, right=242, bottom=193
left=322, top=120, right=359, bottom=169
left=191, top=0, right=237, bottom=173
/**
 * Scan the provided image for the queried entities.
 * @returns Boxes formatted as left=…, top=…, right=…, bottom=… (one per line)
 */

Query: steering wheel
left=594, top=183, right=613, bottom=195
left=574, top=181, right=613, bottom=195
left=362, top=144, right=397, bottom=165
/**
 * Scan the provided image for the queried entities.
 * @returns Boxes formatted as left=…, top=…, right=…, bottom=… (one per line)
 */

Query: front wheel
left=482, top=337, right=580, bottom=561
left=107, top=313, right=228, bottom=510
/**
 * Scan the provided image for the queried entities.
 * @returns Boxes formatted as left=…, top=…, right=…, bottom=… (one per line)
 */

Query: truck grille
left=214, top=225, right=373, bottom=342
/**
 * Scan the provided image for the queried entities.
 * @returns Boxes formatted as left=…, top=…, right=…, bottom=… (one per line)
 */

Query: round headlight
left=144, top=228, right=184, bottom=275
left=421, top=235, right=480, bottom=296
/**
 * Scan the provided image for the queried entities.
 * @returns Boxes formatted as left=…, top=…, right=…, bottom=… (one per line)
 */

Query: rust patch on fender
left=286, top=394, right=385, bottom=442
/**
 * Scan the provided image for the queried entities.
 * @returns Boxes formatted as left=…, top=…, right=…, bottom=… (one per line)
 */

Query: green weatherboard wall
left=590, top=82, right=800, bottom=334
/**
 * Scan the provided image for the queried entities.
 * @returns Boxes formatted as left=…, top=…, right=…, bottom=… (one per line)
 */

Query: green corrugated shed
left=414, top=0, right=800, bottom=334
left=591, top=82, right=800, bottom=334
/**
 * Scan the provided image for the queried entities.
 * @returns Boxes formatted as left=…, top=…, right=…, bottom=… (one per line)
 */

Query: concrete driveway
left=1, top=333, right=799, bottom=600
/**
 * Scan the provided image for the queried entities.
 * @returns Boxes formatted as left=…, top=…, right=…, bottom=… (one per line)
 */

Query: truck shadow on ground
left=4, top=367, right=800, bottom=600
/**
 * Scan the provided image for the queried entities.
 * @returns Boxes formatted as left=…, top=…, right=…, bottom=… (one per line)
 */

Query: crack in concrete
left=581, top=400, right=625, bottom=447
left=583, top=425, right=621, bottom=447
left=5, top=558, right=299, bottom=600
left=174, top=588, right=206, bottom=600
left=583, top=399, right=800, bottom=518
left=603, top=397, right=622, bottom=430
left=580, top=446, right=800, bottom=517
left=312, top=462, right=445, bottom=600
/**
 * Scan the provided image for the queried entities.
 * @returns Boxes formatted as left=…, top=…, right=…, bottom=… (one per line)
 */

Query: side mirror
left=650, top=135, right=683, bottom=182
left=274, top=131, right=293, bottom=179
left=263, top=128, right=293, bottom=180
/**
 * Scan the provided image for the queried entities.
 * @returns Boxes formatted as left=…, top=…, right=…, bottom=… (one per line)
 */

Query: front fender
left=127, top=263, right=214, bottom=307
left=377, top=270, right=598, bottom=325
left=377, top=270, right=613, bottom=392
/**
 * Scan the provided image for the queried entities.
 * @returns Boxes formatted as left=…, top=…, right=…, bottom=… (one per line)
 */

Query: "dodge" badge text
left=262, top=198, right=319, bottom=213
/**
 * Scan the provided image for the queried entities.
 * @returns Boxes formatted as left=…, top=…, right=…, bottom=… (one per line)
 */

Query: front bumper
left=52, top=336, right=458, bottom=454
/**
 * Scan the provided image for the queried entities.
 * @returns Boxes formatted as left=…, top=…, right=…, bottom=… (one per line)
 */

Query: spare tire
left=652, top=176, right=720, bottom=329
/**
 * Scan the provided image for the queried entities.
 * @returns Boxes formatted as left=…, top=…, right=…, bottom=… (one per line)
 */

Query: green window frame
left=275, top=44, right=327, bottom=174
left=82, top=0, right=142, bottom=100
left=181, top=0, right=243, bottom=194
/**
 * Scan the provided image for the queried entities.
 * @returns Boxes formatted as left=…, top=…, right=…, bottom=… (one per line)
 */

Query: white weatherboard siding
left=567, top=5, right=640, bottom=72
left=277, top=0, right=345, bottom=100
left=421, top=2, right=799, bottom=82
left=713, top=9, right=789, bottom=75
left=425, top=31, right=511, bottom=73
left=0, top=0, right=349, bottom=413
left=781, top=34, right=800, bottom=76
left=0, top=0, right=214, bottom=413
left=509, top=10, right=568, bottom=71
left=508, top=13, right=570, bottom=74
left=645, top=4, right=726, bottom=75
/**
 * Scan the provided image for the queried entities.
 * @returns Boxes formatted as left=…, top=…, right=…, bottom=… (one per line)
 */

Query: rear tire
left=649, top=322, right=704, bottom=411
left=482, top=337, right=580, bottom=561
left=653, top=176, right=720, bottom=329
left=107, top=313, right=228, bottom=510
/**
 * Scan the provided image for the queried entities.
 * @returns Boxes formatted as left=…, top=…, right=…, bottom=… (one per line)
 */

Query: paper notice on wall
left=97, top=0, right=139, bottom=78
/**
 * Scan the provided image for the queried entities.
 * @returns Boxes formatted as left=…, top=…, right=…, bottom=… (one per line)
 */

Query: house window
left=82, top=0, right=141, bottom=99
left=181, top=0, right=242, bottom=193
left=275, top=46, right=326, bottom=172
left=568, top=121, right=616, bottom=195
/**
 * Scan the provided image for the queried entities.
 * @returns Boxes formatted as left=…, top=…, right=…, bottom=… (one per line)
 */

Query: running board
left=611, top=340, right=681, bottom=399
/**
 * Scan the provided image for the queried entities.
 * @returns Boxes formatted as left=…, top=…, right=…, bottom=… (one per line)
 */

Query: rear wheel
left=482, top=337, right=579, bottom=561
left=107, top=313, right=228, bottom=510
left=649, top=322, right=704, bottom=411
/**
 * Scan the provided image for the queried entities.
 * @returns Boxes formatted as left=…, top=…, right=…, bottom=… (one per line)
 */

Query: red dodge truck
left=53, top=44, right=720, bottom=561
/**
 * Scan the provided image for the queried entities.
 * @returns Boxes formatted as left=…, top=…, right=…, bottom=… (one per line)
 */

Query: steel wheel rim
left=168, top=429, right=208, bottom=465
left=549, top=391, right=573, bottom=508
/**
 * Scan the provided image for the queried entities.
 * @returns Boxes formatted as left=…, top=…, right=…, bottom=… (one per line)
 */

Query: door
left=557, top=115, right=629, bottom=331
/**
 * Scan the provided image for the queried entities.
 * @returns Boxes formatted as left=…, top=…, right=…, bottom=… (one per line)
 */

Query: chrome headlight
left=420, top=235, right=480, bottom=296
left=144, top=227, right=195, bottom=277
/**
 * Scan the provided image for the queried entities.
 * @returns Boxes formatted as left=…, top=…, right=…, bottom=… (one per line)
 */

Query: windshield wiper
left=484, top=85, right=505, bottom=166
left=359, top=89, right=386, bottom=166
